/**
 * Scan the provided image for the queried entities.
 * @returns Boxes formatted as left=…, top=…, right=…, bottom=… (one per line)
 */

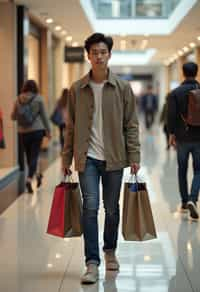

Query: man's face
left=87, top=42, right=111, bottom=70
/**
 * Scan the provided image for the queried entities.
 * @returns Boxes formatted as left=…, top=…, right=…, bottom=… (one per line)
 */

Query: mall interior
left=0, top=0, right=200, bottom=291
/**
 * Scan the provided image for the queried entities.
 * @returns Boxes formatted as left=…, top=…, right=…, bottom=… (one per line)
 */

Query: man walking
left=62, top=33, right=140, bottom=284
left=167, top=62, right=200, bottom=220
left=141, top=84, right=158, bottom=129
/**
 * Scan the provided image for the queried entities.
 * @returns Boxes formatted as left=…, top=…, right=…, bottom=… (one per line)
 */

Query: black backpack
left=17, top=95, right=39, bottom=127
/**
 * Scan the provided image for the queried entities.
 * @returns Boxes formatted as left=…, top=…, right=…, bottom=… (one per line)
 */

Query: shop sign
left=64, top=46, right=84, bottom=63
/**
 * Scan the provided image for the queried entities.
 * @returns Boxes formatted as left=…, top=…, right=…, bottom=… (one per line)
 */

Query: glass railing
left=91, top=0, right=181, bottom=19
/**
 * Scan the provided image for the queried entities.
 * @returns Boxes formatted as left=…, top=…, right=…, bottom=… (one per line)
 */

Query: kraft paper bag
left=122, top=182, right=157, bottom=241
left=47, top=181, right=82, bottom=238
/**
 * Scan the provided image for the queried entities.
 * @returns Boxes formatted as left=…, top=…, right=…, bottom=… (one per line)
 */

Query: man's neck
left=185, top=77, right=195, bottom=81
left=91, top=69, right=108, bottom=83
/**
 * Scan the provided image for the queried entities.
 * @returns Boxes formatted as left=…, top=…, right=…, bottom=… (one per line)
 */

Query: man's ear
left=87, top=53, right=91, bottom=62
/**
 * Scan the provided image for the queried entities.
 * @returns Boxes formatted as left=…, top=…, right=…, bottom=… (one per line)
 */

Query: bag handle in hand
left=128, top=173, right=138, bottom=184
left=62, top=174, right=73, bottom=183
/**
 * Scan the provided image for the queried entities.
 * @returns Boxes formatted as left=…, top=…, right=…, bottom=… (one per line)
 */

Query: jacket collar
left=80, top=69, right=117, bottom=88
left=182, top=79, right=199, bottom=85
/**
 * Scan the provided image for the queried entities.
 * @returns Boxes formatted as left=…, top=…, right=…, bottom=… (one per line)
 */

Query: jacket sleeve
left=62, top=85, right=75, bottom=168
left=39, top=97, right=51, bottom=132
left=167, top=90, right=177, bottom=135
left=124, top=83, right=140, bottom=164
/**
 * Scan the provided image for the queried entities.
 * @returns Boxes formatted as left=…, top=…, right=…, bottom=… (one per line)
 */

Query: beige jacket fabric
left=62, top=70, right=140, bottom=172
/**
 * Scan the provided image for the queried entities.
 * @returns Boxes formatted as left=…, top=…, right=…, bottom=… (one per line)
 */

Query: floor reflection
left=168, top=218, right=200, bottom=292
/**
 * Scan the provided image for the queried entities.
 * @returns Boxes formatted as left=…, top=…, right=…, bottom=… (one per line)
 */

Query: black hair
left=182, top=62, right=198, bottom=78
left=84, top=33, right=113, bottom=53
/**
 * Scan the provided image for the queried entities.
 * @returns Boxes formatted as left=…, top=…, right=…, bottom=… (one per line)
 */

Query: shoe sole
left=81, top=276, right=98, bottom=285
left=187, top=203, right=199, bottom=220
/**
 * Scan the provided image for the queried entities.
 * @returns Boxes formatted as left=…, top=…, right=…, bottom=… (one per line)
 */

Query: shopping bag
left=50, top=107, right=63, bottom=127
left=122, top=180, right=157, bottom=241
left=47, top=180, right=82, bottom=238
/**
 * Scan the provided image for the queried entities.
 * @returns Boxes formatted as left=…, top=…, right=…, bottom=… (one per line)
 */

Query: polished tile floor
left=0, top=124, right=200, bottom=292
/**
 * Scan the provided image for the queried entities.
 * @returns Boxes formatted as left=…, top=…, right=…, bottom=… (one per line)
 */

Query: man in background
left=167, top=62, right=200, bottom=220
left=141, top=84, right=158, bottom=129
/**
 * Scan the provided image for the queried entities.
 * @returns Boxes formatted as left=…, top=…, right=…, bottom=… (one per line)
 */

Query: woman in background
left=11, top=80, right=51, bottom=193
left=51, top=88, right=68, bottom=149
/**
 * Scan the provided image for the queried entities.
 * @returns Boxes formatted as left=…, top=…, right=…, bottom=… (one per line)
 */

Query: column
left=0, top=2, right=17, bottom=168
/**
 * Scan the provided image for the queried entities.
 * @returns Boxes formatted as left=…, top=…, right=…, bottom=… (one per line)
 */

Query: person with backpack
left=167, top=62, right=200, bottom=220
left=11, top=80, right=51, bottom=193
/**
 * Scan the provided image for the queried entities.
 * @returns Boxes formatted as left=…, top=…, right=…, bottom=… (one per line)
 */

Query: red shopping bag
left=47, top=181, right=82, bottom=238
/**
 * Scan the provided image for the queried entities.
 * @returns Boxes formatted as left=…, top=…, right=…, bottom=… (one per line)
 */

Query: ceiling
left=13, top=0, right=200, bottom=65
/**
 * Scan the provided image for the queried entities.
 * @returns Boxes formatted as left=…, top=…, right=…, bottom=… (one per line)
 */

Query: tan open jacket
left=62, top=70, right=140, bottom=172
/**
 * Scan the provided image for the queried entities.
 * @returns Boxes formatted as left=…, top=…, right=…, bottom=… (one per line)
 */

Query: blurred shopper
left=11, top=80, right=51, bottom=193
left=160, top=94, right=170, bottom=150
left=51, top=88, right=68, bottom=149
left=141, top=84, right=158, bottom=129
left=167, top=62, right=200, bottom=220
left=62, top=33, right=140, bottom=284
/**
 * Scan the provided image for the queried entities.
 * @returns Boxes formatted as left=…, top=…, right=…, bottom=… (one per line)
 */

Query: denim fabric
left=177, top=142, right=200, bottom=203
left=22, top=130, right=44, bottom=178
left=78, top=157, right=123, bottom=266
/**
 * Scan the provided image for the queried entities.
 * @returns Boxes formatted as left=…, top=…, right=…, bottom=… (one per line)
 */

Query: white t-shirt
left=87, top=81, right=105, bottom=160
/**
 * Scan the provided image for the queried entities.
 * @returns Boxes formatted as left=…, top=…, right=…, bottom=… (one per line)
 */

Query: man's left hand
left=130, top=163, right=140, bottom=174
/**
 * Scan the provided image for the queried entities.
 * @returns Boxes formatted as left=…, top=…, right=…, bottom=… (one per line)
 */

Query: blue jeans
left=177, top=142, right=200, bottom=203
left=78, top=157, right=123, bottom=266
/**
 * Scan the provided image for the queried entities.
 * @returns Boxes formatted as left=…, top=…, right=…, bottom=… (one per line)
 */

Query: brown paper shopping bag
left=122, top=181, right=157, bottom=241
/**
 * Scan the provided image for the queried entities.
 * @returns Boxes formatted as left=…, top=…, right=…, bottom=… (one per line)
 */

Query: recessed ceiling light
left=66, top=36, right=72, bottom=42
left=55, top=253, right=61, bottom=259
left=144, top=255, right=151, bottom=262
left=189, top=42, right=196, bottom=48
left=55, top=25, right=62, bottom=31
left=72, top=42, right=79, bottom=47
left=178, top=50, right=183, bottom=56
left=197, top=36, right=200, bottom=41
left=183, top=46, right=189, bottom=52
left=46, top=18, right=53, bottom=24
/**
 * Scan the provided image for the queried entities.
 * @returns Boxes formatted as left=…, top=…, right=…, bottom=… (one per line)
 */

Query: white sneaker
left=81, top=264, right=99, bottom=284
left=187, top=201, right=199, bottom=220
